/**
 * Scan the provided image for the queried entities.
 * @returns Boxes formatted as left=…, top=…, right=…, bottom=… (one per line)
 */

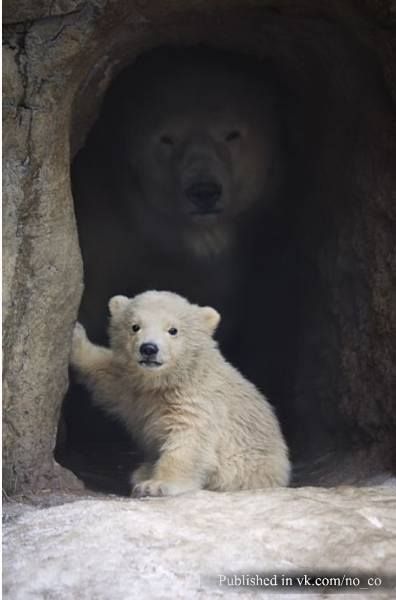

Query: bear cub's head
left=109, top=291, right=220, bottom=378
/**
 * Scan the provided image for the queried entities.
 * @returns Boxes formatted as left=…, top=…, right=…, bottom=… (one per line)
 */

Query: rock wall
left=3, top=0, right=396, bottom=493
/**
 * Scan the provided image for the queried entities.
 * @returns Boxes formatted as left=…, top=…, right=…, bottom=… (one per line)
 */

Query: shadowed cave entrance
left=56, top=28, right=395, bottom=494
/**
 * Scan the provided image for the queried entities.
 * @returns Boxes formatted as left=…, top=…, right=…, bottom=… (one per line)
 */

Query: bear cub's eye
left=160, top=135, right=174, bottom=146
left=225, top=130, right=241, bottom=142
left=168, top=327, right=178, bottom=336
left=131, top=324, right=140, bottom=333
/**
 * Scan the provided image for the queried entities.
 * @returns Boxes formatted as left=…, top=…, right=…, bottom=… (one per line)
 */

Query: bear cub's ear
left=200, top=306, right=221, bottom=334
left=109, top=295, right=130, bottom=316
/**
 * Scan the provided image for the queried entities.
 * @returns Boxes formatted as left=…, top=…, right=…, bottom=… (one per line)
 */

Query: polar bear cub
left=70, top=291, right=290, bottom=496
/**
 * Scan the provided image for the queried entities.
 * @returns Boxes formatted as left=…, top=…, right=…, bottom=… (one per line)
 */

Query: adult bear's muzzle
left=185, top=181, right=223, bottom=214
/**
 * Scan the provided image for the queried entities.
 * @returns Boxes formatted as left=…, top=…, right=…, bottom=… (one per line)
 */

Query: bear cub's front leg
left=70, top=322, right=113, bottom=374
left=131, top=446, right=204, bottom=497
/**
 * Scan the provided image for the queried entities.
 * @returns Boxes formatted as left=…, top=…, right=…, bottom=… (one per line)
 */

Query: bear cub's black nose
left=140, top=343, right=159, bottom=357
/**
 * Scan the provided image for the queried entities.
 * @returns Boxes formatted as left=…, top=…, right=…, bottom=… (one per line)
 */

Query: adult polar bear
left=73, top=46, right=284, bottom=369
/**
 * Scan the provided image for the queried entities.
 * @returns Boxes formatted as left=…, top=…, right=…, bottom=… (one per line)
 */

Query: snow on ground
left=3, top=486, right=396, bottom=599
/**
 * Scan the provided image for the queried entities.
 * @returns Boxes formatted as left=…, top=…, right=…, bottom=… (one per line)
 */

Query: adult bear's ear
left=200, top=306, right=221, bottom=335
left=109, top=295, right=129, bottom=316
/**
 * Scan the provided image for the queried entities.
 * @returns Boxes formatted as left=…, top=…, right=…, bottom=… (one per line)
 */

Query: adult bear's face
left=123, top=54, right=280, bottom=226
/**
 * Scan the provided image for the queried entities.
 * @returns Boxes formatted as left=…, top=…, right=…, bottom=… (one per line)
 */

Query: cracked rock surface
left=3, top=487, right=396, bottom=599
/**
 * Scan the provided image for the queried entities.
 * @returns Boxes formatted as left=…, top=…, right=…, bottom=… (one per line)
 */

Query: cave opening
left=55, top=15, right=395, bottom=493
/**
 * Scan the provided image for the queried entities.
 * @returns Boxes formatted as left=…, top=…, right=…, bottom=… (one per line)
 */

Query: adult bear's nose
left=186, top=181, right=222, bottom=213
left=140, top=343, right=159, bottom=357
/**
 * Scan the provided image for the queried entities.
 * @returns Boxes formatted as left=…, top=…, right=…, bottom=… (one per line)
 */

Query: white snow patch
left=3, top=487, right=396, bottom=599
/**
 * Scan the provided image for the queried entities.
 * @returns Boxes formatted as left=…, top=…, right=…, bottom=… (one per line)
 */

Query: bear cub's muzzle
left=139, top=342, right=163, bottom=368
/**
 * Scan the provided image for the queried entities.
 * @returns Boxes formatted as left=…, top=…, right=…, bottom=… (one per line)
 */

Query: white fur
left=70, top=291, right=290, bottom=497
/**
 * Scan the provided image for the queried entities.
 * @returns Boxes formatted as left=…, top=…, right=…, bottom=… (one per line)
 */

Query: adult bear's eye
left=160, top=135, right=174, bottom=146
left=225, top=130, right=241, bottom=142
left=168, top=327, right=178, bottom=336
left=132, top=324, right=140, bottom=333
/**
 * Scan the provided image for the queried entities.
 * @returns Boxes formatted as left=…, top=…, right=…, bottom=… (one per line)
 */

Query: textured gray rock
left=3, top=1, right=86, bottom=24
left=3, top=0, right=111, bottom=494
left=2, top=28, right=84, bottom=492
left=3, top=487, right=396, bottom=599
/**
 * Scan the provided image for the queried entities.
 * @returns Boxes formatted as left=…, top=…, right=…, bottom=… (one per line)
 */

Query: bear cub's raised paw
left=70, top=322, right=88, bottom=364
